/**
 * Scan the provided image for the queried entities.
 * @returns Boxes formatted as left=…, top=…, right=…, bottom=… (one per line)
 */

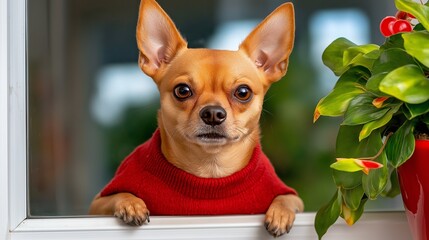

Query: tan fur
left=90, top=0, right=304, bottom=237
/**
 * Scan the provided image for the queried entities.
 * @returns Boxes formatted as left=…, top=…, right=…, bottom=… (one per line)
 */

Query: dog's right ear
left=136, top=0, right=187, bottom=79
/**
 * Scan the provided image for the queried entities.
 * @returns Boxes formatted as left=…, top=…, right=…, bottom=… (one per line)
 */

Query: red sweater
left=100, top=130, right=297, bottom=215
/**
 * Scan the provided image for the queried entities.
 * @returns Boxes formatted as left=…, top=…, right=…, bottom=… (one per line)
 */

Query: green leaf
left=333, top=170, right=362, bottom=189
left=343, top=94, right=390, bottom=125
left=382, top=168, right=401, bottom=198
left=422, top=113, right=429, bottom=125
left=351, top=129, right=389, bottom=200
left=359, top=104, right=401, bottom=141
left=344, top=49, right=379, bottom=72
left=380, top=64, right=429, bottom=104
left=404, top=100, right=429, bottom=119
left=314, top=84, right=365, bottom=119
left=340, top=198, right=367, bottom=226
left=386, top=120, right=416, bottom=167
left=402, top=31, right=429, bottom=68
left=343, top=45, right=379, bottom=66
left=362, top=150, right=388, bottom=200
left=381, top=34, right=404, bottom=50
left=315, top=189, right=342, bottom=240
left=413, top=23, right=426, bottom=31
left=372, top=48, right=416, bottom=75
left=341, top=186, right=365, bottom=211
left=366, top=73, right=388, bottom=95
left=395, top=0, right=429, bottom=31
left=337, top=125, right=383, bottom=157
left=334, top=66, right=371, bottom=88
left=322, top=38, right=357, bottom=76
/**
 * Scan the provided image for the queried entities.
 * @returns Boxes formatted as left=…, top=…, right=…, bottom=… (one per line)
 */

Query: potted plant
left=313, top=0, right=429, bottom=239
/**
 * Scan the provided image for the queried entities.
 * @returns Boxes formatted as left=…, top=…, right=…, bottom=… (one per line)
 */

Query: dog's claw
left=146, top=212, right=151, bottom=223
left=264, top=221, right=270, bottom=230
left=275, top=230, right=284, bottom=238
left=286, top=224, right=292, bottom=234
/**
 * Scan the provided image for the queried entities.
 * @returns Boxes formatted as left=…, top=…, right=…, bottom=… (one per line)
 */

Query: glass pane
left=28, top=0, right=402, bottom=216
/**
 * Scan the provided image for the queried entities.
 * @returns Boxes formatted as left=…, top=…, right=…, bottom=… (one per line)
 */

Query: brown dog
left=90, top=0, right=304, bottom=237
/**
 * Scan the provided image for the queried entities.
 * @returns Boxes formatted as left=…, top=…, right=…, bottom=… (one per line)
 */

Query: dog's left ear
left=239, top=3, right=295, bottom=84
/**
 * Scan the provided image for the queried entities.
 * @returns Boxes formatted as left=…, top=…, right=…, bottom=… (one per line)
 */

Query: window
left=0, top=0, right=412, bottom=239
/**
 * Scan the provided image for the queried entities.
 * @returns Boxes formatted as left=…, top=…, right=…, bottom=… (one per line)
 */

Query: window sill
left=12, top=212, right=411, bottom=240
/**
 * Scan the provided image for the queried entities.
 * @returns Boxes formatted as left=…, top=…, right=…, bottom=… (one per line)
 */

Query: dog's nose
left=199, top=106, right=227, bottom=126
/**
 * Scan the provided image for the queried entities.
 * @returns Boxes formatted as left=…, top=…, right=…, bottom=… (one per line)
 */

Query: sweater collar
left=144, top=129, right=267, bottom=199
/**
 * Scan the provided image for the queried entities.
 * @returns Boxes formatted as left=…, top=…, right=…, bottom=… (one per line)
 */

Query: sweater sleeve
left=99, top=146, right=142, bottom=197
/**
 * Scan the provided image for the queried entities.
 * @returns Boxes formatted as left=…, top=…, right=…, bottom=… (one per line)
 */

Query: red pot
left=398, top=139, right=429, bottom=240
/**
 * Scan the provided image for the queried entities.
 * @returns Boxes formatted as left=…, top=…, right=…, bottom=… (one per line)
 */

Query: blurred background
left=28, top=0, right=404, bottom=216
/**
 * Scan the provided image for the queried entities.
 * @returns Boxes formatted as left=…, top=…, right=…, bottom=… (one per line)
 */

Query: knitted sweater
left=100, top=130, right=297, bottom=215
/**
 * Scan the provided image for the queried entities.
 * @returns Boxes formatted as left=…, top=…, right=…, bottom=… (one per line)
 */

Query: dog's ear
left=136, top=0, right=187, bottom=79
left=239, top=3, right=295, bottom=84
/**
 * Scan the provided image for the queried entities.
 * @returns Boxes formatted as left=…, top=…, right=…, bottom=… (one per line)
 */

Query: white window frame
left=0, top=0, right=413, bottom=239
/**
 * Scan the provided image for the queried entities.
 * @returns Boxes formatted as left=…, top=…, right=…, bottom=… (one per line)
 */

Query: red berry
left=395, top=11, right=408, bottom=19
left=396, top=11, right=416, bottom=20
left=392, top=19, right=412, bottom=34
left=380, top=16, right=397, bottom=37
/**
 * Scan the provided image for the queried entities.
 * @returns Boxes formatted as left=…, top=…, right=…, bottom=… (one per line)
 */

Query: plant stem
left=361, top=132, right=394, bottom=160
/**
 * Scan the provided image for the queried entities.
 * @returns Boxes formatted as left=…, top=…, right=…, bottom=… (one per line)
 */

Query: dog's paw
left=113, top=194, right=150, bottom=226
left=264, top=195, right=301, bottom=238
left=264, top=208, right=295, bottom=237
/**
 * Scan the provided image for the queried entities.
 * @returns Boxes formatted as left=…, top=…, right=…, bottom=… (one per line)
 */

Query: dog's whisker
left=262, top=108, right=274, bottom=117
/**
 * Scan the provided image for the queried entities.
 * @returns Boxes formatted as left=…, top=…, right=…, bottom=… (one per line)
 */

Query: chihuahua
left=90, top=0, right=304, bottom=237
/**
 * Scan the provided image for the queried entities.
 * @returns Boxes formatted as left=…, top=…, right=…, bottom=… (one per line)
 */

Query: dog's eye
left=174, top=84, right=193, bottom=100
left=234, top=85, right=253, bottom=102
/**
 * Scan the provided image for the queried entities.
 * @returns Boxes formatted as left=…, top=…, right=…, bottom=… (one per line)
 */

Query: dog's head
left=136, top=0, right=294, bottom=149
